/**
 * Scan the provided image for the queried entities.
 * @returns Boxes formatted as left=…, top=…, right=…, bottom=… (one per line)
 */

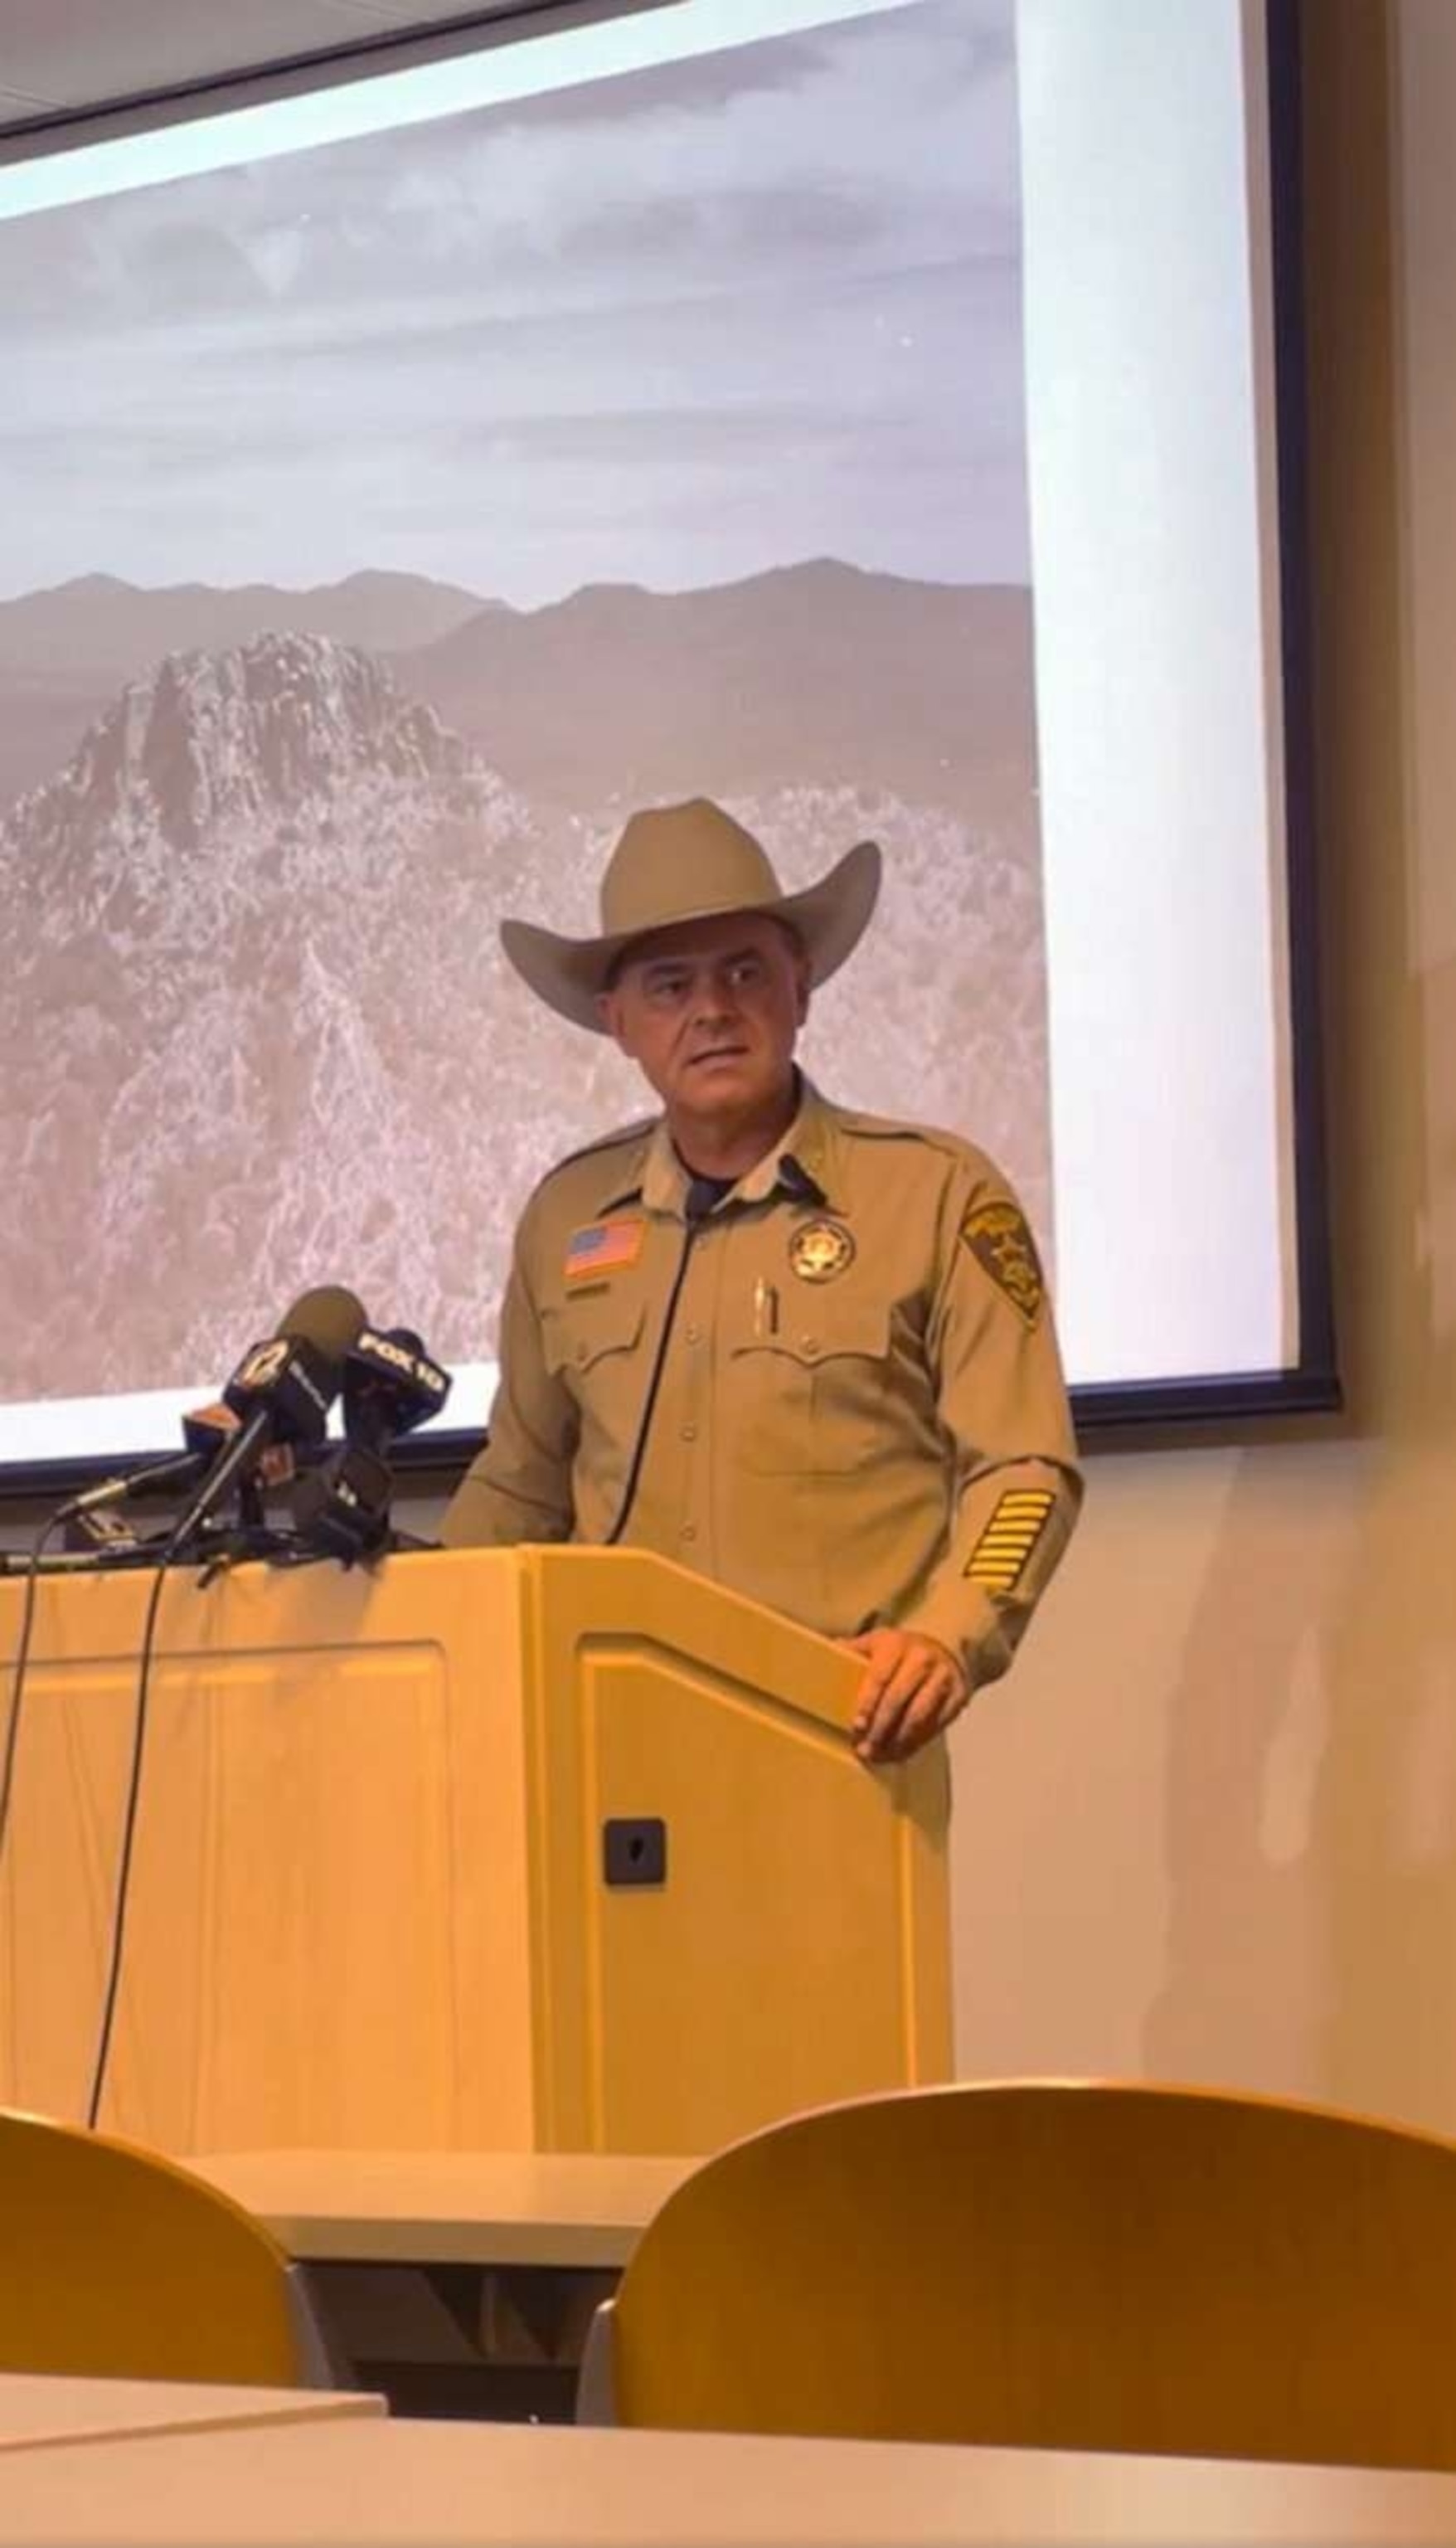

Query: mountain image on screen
left=0, top=564, right=1049, bottom=1405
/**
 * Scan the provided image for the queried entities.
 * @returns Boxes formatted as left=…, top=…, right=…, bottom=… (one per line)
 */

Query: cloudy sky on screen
left=1, top=0, right=1025, bottom=604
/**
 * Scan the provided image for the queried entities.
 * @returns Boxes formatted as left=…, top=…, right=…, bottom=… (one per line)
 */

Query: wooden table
left=187, top=2149, right=695, bottom=2266
left=3, top=2416, right=1456, bottom=2544
left=0, top=2373, right=382, bottom=2457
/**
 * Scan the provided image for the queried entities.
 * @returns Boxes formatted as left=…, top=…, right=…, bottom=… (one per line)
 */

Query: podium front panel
left=0, top=1556, right=535, bottom=2152
left=0, top=1547, right=952, bottom=2158
left=520, top=1550, right=953, bottom=2155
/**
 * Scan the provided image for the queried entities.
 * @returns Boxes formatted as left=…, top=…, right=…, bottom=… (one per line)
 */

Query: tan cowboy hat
left=499, top=797, right=881, bottom=1033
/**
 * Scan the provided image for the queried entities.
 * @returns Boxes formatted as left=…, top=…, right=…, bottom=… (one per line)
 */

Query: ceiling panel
left=0, top=0, right=551, bottom=122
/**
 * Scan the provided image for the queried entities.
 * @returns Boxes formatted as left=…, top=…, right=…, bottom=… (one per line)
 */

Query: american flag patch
left=964, top=1489, right=1056, bottom=1594
left=564, top=1218, right=644, bottom=1283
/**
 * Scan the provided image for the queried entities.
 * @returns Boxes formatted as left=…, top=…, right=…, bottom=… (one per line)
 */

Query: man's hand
left=842, top=1628, right=970, bottom=1764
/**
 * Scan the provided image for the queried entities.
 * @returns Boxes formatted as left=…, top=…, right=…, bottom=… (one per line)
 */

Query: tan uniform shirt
left=443, top=1082, right=1082, bottom=1685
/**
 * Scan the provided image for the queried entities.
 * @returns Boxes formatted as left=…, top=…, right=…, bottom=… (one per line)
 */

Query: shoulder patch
left=961, top=1199, right=1046, bottom=1327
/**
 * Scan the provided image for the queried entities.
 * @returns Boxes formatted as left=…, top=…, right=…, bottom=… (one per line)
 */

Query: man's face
left=596, top=910, right=809, bottom=1134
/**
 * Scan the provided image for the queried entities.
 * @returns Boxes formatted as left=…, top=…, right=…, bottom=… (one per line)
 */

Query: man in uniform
left=443, top=798, right=1081, bottom=1763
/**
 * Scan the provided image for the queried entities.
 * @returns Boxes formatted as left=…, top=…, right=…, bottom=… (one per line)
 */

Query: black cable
left=0, top=1512, right=66, bottom=1882
left=75, top=1398, right=416, bottom=2124
left=82, top=1504, right=335, bottom=2125
left=604, top=1192, right=716, bottom=1548
left=85, top=1547, right=177, bottom=2129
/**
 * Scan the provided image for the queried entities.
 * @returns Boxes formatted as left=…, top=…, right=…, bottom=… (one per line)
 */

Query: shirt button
left=685, top=1325, right=702, bottom=1345
left=801, top=1335, right=820, bottom=1355
left=680, top=1423, right=697, bottom=1442
left=680, top=1522, right=698, bottom=1543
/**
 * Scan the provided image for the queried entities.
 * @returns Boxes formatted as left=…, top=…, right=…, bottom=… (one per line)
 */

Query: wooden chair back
left=604, top=2079, right=1456, bottom=2466
left=0, top=2107, right=311, bottom=2385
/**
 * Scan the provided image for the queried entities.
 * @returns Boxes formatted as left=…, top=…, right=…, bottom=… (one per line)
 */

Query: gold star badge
left=961, top=1200, right=1046, bottom=1326
left=788, top=1219, right=856, bottom=1283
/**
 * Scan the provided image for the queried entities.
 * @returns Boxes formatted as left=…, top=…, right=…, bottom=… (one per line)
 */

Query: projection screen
left=0, top=0, right=1333, bottom=1486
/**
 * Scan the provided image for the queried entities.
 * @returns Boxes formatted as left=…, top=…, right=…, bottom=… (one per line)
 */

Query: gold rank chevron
left=964, top=1488, right=1056, bottom=1592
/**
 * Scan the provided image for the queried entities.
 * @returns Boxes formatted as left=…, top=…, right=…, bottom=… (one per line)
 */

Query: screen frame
left=0, top=0, right=1338, bottom=1507
left=1056, top=0, right=1336, bottom=1438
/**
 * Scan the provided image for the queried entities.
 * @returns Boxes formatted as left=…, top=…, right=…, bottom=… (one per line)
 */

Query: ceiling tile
left=0, top=2, right=347, bottom=109
left=0, top=0, right=654, bottom=134
left=0, top=0, right=521, bottom=116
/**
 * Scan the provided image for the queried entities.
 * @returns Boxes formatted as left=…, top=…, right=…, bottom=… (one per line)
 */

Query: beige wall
left=949, top=0, right=1456, bottom=2134
left=10, top=0, right=1444, bottom=2139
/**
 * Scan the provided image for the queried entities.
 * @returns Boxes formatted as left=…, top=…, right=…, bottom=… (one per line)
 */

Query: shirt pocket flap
left=723, top=1296, right=893, bottom=1475
left=543, top=1293, right=648, bottom=1380
left=727, top=1297, right=891, bottom=1368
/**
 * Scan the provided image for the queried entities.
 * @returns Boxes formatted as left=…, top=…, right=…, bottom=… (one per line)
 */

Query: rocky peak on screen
left=0, top=604, right=1050, bottom=1407
left=18, top=632, right=468, bottom=860
left=0, top=639, right=543, bottom=1399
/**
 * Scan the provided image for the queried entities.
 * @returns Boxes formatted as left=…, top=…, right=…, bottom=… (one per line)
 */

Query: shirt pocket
left=542, top=1291, right=648, bottom=1393
left=726, top=1298, right=894, bottom=1475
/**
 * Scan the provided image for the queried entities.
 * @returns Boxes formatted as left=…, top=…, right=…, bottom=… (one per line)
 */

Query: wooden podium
left=0, top=1548, right=950, bottom=2156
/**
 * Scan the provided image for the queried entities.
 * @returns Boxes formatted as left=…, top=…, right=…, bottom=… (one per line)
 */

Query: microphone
left=290, top=1443, right=393, bottom=1565
left=167, top=1285, right=366, bottom=1555
left=57, top=1447, right=210, bottom=1523
left=342, top=1327, right=451, bottom=1455
left=54, top=1406, right=302, bottom=1530
left=181, top=1401, right=298, bottom=1493
left=778, top=1153, right=825, bottom=1207
left=293, top=1326, right=451, bottom=1563
left=683, top=1175, right=727, bottom=1225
